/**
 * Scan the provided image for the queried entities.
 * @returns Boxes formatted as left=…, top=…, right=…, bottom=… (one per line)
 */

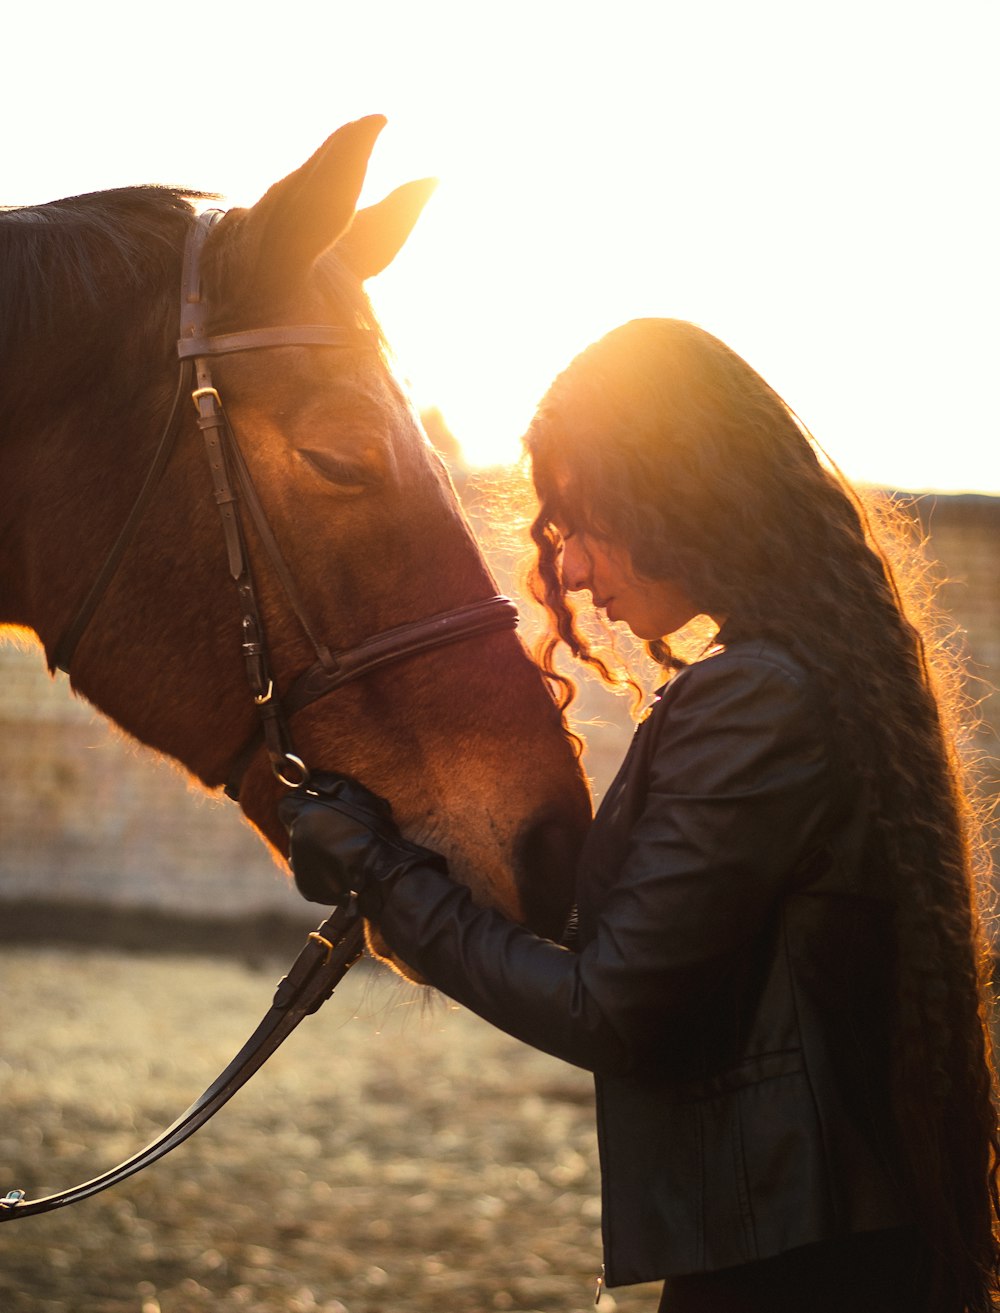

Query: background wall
left=1, top=491, right=997, bottom=946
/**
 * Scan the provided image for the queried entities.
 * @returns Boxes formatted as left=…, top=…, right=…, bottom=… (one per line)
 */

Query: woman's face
left=556, top=526, right=701, bottom=641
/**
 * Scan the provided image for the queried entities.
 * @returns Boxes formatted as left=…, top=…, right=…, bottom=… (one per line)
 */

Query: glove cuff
left=357, top=847, right=448, bottom=917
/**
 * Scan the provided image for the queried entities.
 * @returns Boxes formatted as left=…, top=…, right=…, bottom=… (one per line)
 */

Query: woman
left=280, top=319, right=1000, bottom=1311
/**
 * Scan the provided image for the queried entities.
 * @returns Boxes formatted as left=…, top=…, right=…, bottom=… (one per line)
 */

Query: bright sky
left=4, top=1, right=997, bottom=492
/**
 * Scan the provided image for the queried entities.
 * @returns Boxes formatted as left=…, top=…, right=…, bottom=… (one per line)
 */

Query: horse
left=0, top=115, right=591, bottom=976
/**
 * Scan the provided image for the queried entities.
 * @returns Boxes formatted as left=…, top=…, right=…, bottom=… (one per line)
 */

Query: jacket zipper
left=594, top=1263, right=605, bottom=1304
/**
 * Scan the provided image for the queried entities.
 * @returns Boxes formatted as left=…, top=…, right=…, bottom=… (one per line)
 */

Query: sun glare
left=4, top=2, right=994, bottom=491
left=353, top=8, right=997, bottom=493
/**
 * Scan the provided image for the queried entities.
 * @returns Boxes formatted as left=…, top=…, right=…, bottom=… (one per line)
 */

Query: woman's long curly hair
left=523, top=318, right=1000, bottom=1311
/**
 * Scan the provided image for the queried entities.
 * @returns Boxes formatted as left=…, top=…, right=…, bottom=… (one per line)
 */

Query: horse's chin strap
left=0, top=903, right=364, bottom=1222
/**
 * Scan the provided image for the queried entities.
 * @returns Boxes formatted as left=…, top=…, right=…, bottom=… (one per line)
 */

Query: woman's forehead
left=551, top=460, right=572, bottom=497
left=534, top=448, right=599, bottom=524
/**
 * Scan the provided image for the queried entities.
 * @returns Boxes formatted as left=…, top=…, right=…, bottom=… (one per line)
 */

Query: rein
left=4, top=209, right=519, bottom=1221
left=2, top=904, right=364, bottom=1221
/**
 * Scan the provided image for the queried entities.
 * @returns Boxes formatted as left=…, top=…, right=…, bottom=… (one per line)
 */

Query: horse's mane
left=0, top=185, right=387, bottom=386
left=0, top=187, right=206, bottom=367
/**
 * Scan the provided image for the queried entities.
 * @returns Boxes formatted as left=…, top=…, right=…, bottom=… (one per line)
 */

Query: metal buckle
left=308, top=932, right=335, bottom=964
left=274, top=753, right=310, bottom=789
left=191, top=386, right=222, bottom=411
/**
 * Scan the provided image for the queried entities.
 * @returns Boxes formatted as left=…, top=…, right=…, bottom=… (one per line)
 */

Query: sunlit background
left=4, top=0, right=997, bottom=490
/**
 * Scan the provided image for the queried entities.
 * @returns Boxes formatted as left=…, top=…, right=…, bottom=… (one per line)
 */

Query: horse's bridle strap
left=178, top=325, right=367, bottom=358
left=284, top=597, right=520, bottom=717
left=222, top=596, right=519, bottom=799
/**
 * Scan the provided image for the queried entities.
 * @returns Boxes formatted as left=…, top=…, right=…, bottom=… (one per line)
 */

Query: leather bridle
left=2, top=209, right=519, bottom=1222
left=52, top=208, right=519, bottom=800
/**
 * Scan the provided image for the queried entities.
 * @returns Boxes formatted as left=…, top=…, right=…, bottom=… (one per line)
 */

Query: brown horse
left=0, top=116, right=590, bottom=973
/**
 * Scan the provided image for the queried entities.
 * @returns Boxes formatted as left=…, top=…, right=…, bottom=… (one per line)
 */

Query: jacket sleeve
left=376, top=651, right=832, bottom=1075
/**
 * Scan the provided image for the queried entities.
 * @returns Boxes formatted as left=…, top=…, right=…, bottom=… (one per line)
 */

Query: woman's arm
left=288, top=649, right=833, bottom=1075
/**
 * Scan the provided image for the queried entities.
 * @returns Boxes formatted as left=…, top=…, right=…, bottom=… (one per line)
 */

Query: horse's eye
left=299, top=448, right=378, bottom=489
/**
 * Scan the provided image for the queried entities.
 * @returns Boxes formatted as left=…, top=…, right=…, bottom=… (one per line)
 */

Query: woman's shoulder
left=640, top=631, right=833, bottom=781
left=618, top=634, right=836, bottom=836
left=583, top=631, right=840, bottom=897
left=661, top=632, right=816, bottom=712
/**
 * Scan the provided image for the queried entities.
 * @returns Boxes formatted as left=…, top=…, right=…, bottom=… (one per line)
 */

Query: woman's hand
left=278, top=772, right=448, bottom=912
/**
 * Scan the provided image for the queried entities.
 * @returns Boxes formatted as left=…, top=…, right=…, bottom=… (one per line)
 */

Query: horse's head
left=19, top=118, right=590, bottom=972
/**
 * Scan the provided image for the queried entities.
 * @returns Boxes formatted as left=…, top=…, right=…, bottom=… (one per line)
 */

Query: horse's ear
left=243, top=116, right=388, bottom=282
left=336, top=178, right=439, bottom=281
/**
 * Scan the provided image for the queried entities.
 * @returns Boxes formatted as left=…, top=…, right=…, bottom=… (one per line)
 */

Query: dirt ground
left=0, top=943, right=661, bottom=1313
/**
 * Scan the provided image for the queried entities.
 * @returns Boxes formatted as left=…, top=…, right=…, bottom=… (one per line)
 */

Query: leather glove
left=278, top=771, right=448, bottom=914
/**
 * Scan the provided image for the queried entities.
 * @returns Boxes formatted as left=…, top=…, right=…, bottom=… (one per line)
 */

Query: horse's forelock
left=201, top=211, right=388, bottom=350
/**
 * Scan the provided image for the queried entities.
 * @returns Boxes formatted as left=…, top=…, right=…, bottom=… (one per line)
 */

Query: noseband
left=53, top=208, right=518, bottom=799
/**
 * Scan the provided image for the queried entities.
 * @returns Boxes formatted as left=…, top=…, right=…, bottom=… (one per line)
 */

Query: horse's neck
left=0, top=202, right=184, bottom=643
left=0, top=335, right=167, bottom=649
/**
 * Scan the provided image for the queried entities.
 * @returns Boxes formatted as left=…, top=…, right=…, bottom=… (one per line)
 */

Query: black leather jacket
left=376, top=636, right=907, bottom=1285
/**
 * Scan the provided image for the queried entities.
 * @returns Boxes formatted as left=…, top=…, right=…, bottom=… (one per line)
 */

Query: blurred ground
left=0, top=945, right=660, bottom=1313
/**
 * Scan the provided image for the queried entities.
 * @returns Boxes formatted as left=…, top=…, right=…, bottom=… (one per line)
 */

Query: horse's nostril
left=514, top=814, right=582, bottom=940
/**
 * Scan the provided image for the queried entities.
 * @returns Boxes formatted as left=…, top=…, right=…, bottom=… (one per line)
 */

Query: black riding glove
left=278, top=771, right=448, bottom=914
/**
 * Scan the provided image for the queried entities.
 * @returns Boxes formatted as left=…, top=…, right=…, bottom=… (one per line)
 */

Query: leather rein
left=1, top=209, right=518, bottom=1222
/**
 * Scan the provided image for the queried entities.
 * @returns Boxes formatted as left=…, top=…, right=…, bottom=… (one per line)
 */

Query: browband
left=177, top=325, right=369, bottom=358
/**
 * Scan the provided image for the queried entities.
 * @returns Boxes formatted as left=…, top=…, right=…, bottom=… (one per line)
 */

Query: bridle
left=52, top=208, right=519, bottom=800
left=2, top=209, right=519, bottom=1222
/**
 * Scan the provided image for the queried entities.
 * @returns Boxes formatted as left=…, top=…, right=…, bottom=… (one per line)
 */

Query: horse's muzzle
left=513, top=811, right=583, bottom=942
